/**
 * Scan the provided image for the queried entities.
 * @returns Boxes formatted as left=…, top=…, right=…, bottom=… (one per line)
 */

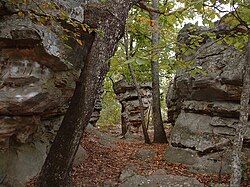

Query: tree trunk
left=230, top=35, right=250, bottom=187
left=37, top=1, right=137, bottom=186
left=121, top=105, right=128, bottom=136
left=150, top=0, right=167, bottom=143
left=124, top=30, right=151, bottom=144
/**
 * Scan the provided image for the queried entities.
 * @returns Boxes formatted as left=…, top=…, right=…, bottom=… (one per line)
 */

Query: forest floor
left=71, top=125, right=249, bottom=187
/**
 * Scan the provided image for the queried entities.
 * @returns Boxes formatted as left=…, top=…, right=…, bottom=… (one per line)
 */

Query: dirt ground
left=72, top=125, right=249, bottom=187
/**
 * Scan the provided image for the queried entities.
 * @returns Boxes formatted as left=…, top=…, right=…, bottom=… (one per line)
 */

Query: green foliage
left=98, top=77, right=121, bottom=125
left=102, top=0, right=250, bottom=125
left=7, top=0, right=91, bottom=48
left=9, top=0, right=250, bottom=125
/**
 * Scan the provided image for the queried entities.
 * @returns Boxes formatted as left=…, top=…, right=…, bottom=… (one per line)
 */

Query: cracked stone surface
left=166, top=23, right=250, bottom=174
left=0, top=1, right=101, bottom=186
left=114, top=79, right=152, bottom=132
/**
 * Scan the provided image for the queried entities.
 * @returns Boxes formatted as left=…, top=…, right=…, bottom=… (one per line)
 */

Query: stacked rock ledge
left=0, top=1, right=102, bottom=186
left=114, top=79, right=152, bottom=133
left=166, top=23, right=250, bottom=174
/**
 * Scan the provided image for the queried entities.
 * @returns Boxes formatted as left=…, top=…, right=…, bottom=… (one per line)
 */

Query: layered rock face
left=89, top=88, right=103, bottom=126
left=166, top=24, right=250, bottom=174
left=0, top=1, right=101, bottom=186
left=114, top=79, right=152, bottom=133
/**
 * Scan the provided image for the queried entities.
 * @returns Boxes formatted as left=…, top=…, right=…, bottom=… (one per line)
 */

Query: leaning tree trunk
left=37, top=1, right=137, bottom=186
left=230, top=34, right=250, bottom=187
left=150, top=0, right=167, bottom=143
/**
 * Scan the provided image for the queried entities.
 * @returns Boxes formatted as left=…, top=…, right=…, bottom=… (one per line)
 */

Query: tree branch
left=137, top=0, right=188, bottom=17
left=137, top=0, right=162, bottom=14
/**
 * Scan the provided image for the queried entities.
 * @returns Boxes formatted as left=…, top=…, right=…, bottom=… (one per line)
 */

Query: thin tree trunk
left=37, top=1, right=137, bottom=186
left=121, top=105, right=128, bottom=136
left=230, top=35, right=250, bottom=187
left=146, top=104, right=152, bottom=130
left=150, top=0, right=167, bottom=143
left=124, top=30, right=151, bottom=144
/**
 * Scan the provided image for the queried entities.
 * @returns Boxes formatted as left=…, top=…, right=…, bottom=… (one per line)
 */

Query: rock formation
left=166, top=23, right=250, bottom=174
left=0, top=1, right=101, bottom=186
left=114, top=79, right=152, bottom=134
left=119, top=168, right=203, bottom=187
left=89, top=88, right=103, bottom=126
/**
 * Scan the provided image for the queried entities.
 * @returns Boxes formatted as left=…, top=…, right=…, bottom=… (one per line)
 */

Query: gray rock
left=119, top=167, right=137, bottom=182
left=166, top=23, right=249, bottom=174
left=73, top=146, right=89, bottom=167
left=114, top=79, right=152, bottom=133
left=212, top=184, right=229, bottom=187
left=0, top=1, right=102, bottom=185
left=170, top=112, right=246, bottom=152
left=119, top=174, right=148, bottom=187
left=119, top=168, right=203, bottom=187
left=165, top=146, right=198, bottom=166
left=1, top=141, right=47, bottom=187
left=165, top=146, right=232, bottom=174
left=147, top=170, right=203, bottom=187
left=85, top=125, right=118, bottom=148
left=135, top=148, right=156, bottom=160
left=124, top=133, right=144, bottom=141
left=89, top=88, right=104, bottom=126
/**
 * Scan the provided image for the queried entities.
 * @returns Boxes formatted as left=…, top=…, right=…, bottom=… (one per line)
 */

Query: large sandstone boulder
left=0, top=1, right=100, bottom=186
left=114, top=79, right=152, bottom=133
left=166, top=24, right=250, bottom=174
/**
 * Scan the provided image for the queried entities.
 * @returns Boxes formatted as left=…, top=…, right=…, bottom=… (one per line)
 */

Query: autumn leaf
left=76, top=39, right=84, bottom=46
left=18, top=11, right=25, bottom=17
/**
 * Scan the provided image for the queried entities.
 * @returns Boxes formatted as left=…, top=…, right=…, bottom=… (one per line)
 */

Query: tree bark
left=230, top=34, right=250, bottom=187
left=121, top=105, right=128, bottom=136
left=150, top=0, right=167, bottom=143
left=37, top=1, right=137, bottom=186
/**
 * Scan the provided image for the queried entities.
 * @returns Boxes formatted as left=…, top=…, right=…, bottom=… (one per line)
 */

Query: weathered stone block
left=0, top=1, right=102, bottom=185
left=166, top=23, right=249, bottom=174
left=114, top=79, right=152, bottom=132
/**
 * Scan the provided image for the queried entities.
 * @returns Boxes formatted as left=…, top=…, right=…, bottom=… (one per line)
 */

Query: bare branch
left=137, top=0, right=162, bottom=14
left=137, top=0, right=188, bottom=17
